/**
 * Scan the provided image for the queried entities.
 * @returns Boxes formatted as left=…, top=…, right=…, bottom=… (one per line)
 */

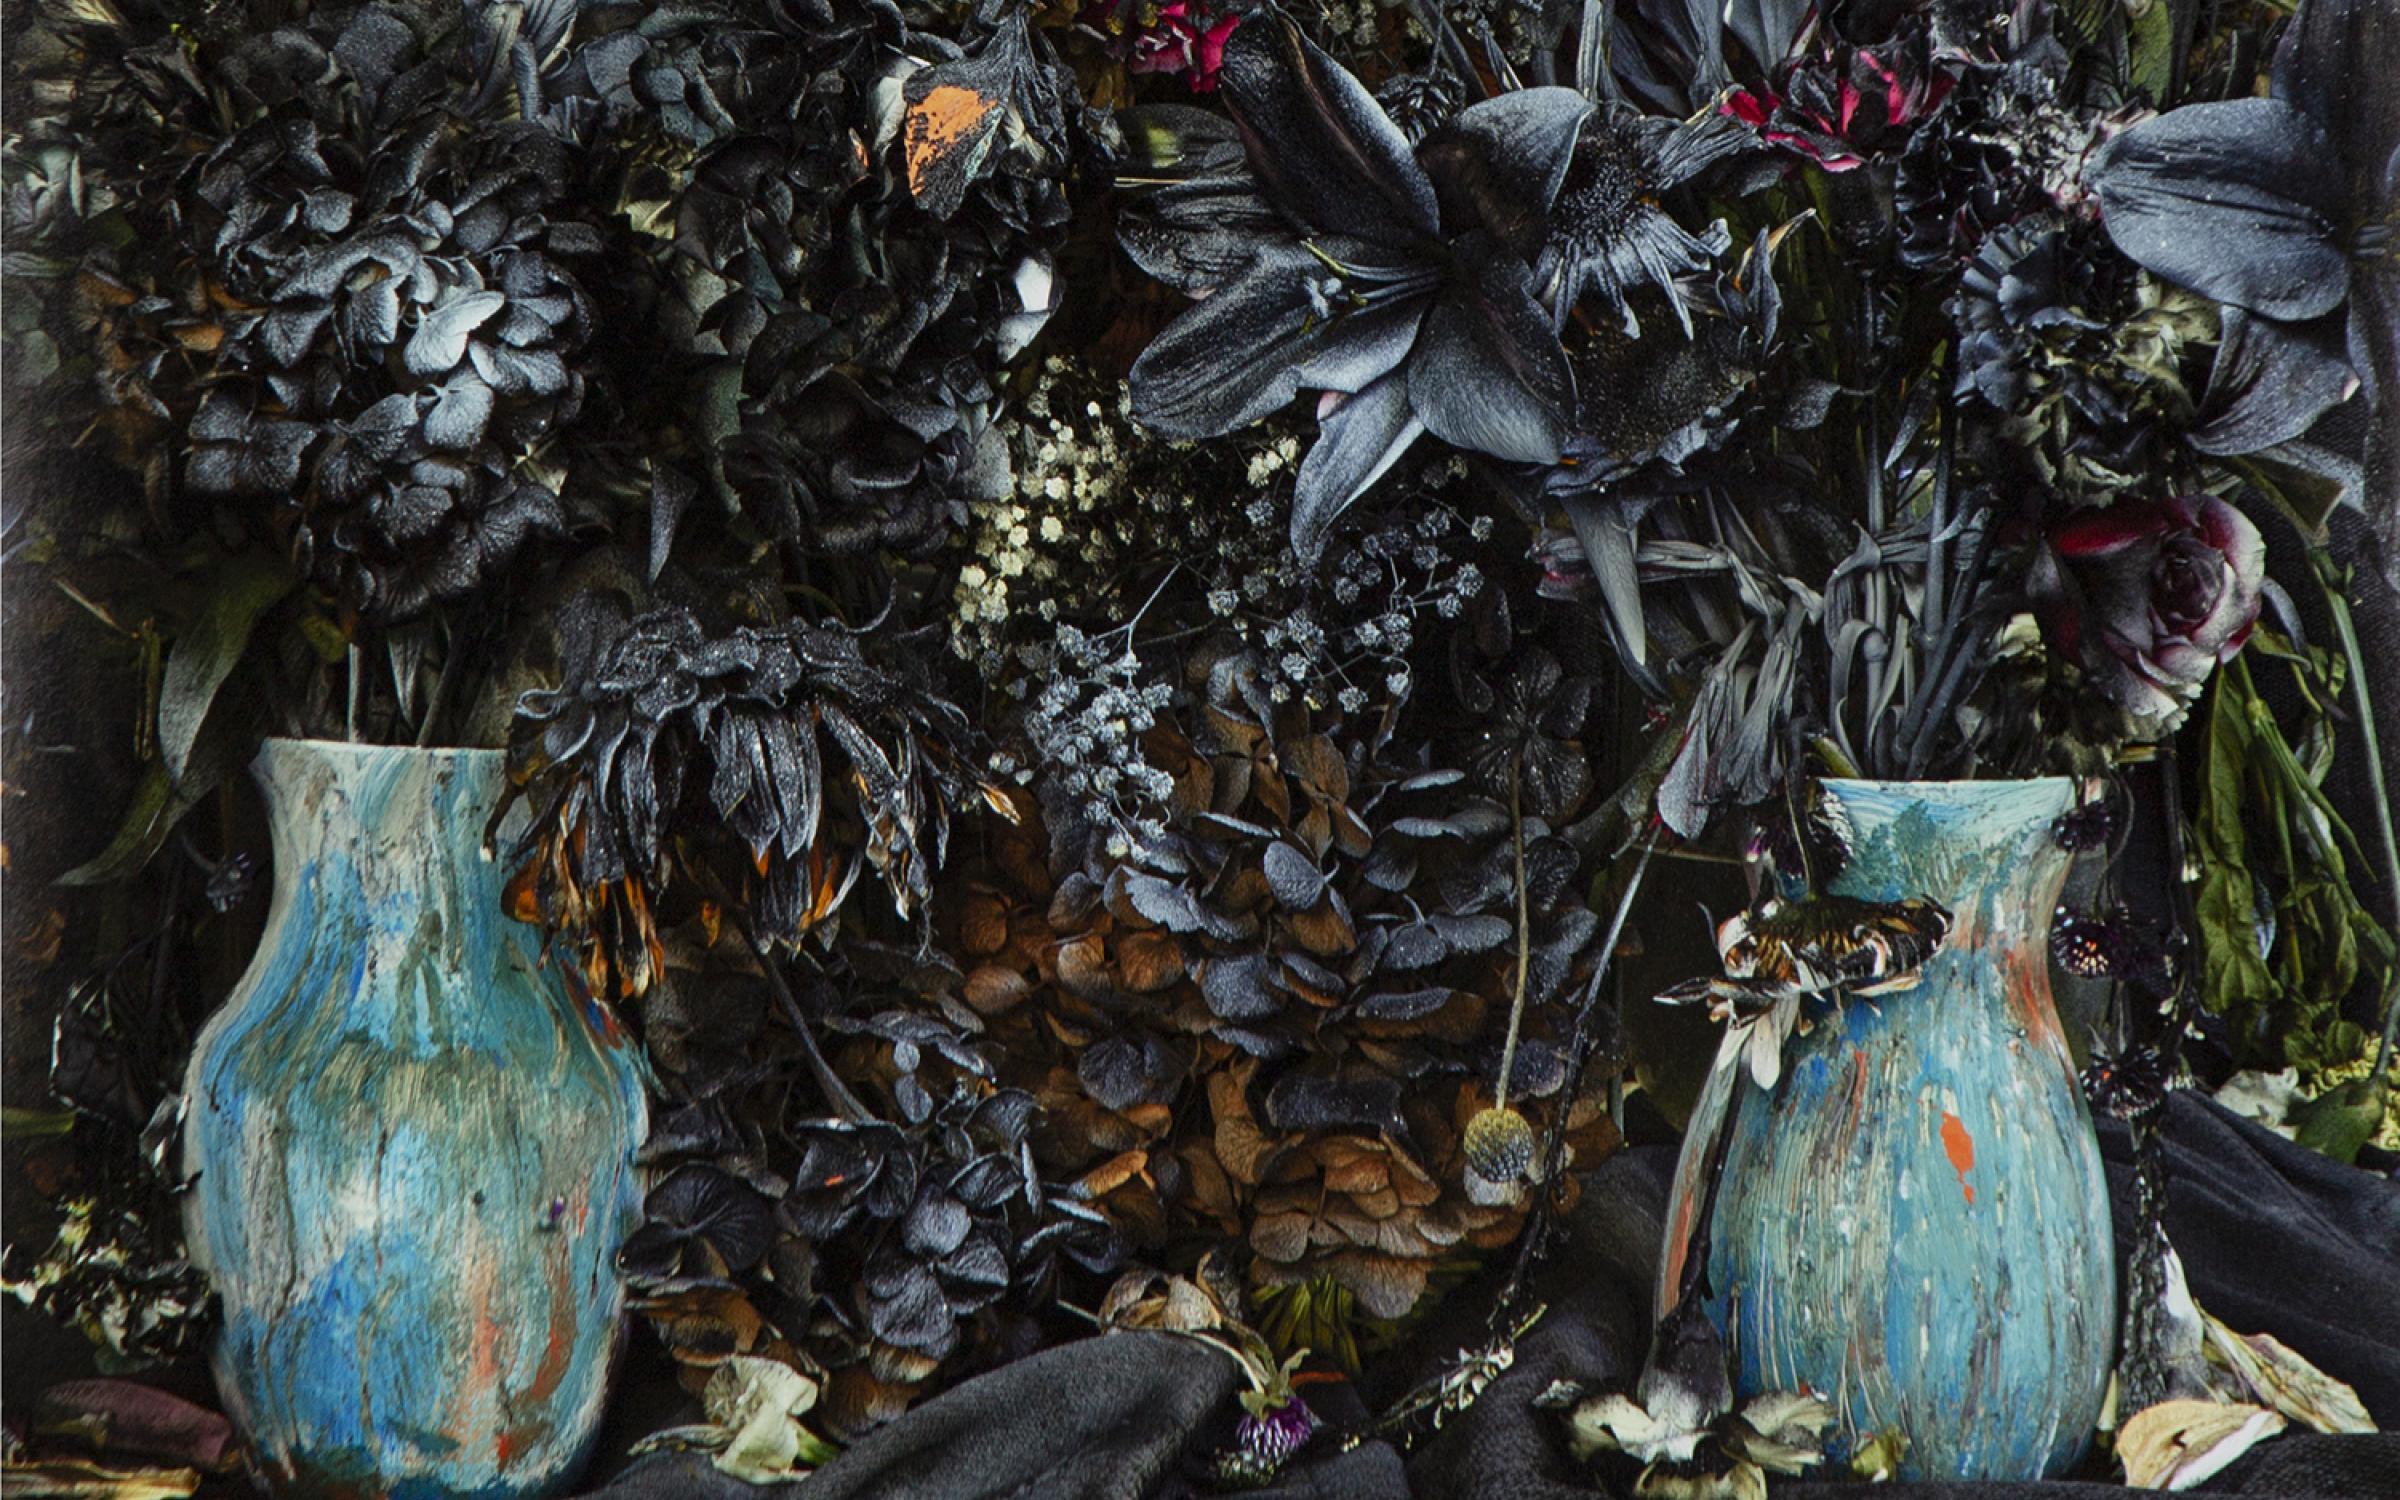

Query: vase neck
left=253, top=740, right=512, bottom=965
left=1818, top=779, right=2080, bottom=945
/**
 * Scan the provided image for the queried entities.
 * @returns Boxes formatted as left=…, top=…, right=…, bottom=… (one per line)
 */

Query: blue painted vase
left=1659, top=778, right=2115, bottom=1481
left=181, top=741, right=647, bottom=1500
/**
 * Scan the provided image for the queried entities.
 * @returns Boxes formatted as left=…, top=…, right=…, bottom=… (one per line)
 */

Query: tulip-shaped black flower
left=2087, top=0, right=2397, bottom=466
left=1124, top=9, right=1592, bottom=562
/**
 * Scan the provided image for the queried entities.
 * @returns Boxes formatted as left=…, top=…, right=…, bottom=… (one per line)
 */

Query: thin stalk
left=1920, top=352, right=1957, bottom=722
left=2319, top=564, right=2400, bottom=1079
left=1496, top=761, right=1531, bottom=1112
left=416, top=631, right=470, bottom=749
left=1534, top=832, right=1659, bottom=1189
left=738, top=924, right=874, bottom=1123
left=345, top=644, right=363, bottom=743
left=1499, top=828, right=1659, bottom=1317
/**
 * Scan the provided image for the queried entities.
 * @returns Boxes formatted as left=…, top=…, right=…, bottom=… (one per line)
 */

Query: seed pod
left=1462, top=1106, right=1536, bottom=1185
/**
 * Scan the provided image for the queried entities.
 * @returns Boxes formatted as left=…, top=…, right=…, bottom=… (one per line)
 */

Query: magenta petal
left=2051, top=500, right=2170, bottom=559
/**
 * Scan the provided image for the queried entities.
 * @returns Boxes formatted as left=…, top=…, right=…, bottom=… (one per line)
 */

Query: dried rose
left=2038, top=495, right=2265, bottom=738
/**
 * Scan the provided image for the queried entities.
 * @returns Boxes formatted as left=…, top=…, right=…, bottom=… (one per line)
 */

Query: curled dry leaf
left=2117, top=1398, right=2287, bottom=1491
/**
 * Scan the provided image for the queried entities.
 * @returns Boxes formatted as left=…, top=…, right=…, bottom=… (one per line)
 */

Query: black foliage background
left=4, top=0, right=2398, bottom=1485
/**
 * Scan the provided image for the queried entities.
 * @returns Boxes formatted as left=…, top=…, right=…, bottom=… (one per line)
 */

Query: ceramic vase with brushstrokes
left=1658, top=778, right=2116, bottom=1482
left=181, top=740, right=647, bottom=1500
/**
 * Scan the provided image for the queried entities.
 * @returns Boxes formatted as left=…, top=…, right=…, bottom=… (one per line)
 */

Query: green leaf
left=158, top=554, right=293, bottom=786
left=56, top=761, right=183, bottom=886
left=0, top=1107, right=76, bottom=1138
left=61, top=663, right=261, bottom=886
left=2290, top=1078, right=2388, bottom=1165
left=2196, top=670, right=2275, bottom=1036
left=2125, top=0, right=2175, bottom=103
left=296, top=607, right=350, bottom=665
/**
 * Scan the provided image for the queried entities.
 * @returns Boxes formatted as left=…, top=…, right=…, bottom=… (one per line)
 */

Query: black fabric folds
left=572, top=1096, right=2398, bottom=1500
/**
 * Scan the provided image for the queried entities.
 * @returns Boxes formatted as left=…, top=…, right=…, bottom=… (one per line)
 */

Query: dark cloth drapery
left=578, top=1095, right=2399, bottom=1500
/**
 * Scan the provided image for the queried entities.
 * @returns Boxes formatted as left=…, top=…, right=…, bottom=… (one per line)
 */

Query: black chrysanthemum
left=499, top=596, right=993, bottom=998
left=1892, top=45, right=2093, bottom=273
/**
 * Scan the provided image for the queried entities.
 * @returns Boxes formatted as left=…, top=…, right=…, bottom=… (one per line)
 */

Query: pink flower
left=1721, top=30, right=1952, bottom=172
left=1127, top=3, right=1241, bottom=92
left=2039, top=495, right=2265, bottom=736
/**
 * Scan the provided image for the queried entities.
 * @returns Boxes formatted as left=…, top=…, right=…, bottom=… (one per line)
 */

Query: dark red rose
left=2037, top=494, right=2265, bottom=735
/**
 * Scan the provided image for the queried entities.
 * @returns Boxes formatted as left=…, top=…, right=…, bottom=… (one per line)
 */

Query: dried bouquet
left=4, top=0, right=2395, bottom=1485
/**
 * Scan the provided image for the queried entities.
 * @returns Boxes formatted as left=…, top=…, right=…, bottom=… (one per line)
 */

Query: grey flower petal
left=2092, top=99, right=2349, bottom=321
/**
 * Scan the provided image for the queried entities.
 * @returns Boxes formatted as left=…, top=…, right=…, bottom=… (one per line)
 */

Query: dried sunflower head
left=498, top=594, right=996, bottom=1000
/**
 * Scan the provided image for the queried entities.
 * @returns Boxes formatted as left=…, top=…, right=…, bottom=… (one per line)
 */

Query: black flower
left=1949, top=215, right=2211, bottom=499
left=34, top=0, right=613, bottom=621
left=1891, top=40, right=2090, bottom=273
left=499, top=596, right=995, bottom=998
left=2087, top=0, right=2397, bottom=468
left=1123, top=8, right=1588, bottom=561
left=618, top=1, right=1087, bottom=570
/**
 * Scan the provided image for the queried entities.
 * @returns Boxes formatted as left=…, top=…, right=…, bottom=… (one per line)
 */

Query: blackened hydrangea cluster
left=19, top=0, right=604, bottom=620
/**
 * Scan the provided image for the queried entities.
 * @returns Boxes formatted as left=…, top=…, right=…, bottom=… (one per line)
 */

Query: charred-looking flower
left=40, top=0, right=602, bottom=621
left=1656, top=895, right=1951, bottom=1090
left=2086, top=0, right=2397, bottom=468
left=1892, top=41, right=2095, bottom=272
left=497, top=597, right=999, bottom=999
left=624, top=4, right=1083, bottom=570
left=1949, top=216, right=2213, bottom=500
left=1123, top=7, right=1758, bottom=565
left=1539, top=108, right=1744, bottom=338
left=2081, top=1042, right=2173, bottom=1125
left=2030, top=495, right=2265, bottom=740
left=1722, top=8, right=1952, bottom=171
left=1123, top=9, right=1590, bottom=561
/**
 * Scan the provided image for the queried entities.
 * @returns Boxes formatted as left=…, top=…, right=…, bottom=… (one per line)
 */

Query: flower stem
left=2317, top=559, right=2400, bottom=1080
left=738, top=923, right=875, bottom=1123
left=1496, top=760, right=1531, bottom=1113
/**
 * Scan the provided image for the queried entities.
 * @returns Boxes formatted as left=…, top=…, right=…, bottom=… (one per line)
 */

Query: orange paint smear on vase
left=1940, top=1110, right=1976, bottom=1205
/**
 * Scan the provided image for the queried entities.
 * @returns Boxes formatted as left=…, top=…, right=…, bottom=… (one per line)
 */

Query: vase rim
left=1818, top=775, right=2087, bottom=791
left=260, top=736, right=503, bottom=760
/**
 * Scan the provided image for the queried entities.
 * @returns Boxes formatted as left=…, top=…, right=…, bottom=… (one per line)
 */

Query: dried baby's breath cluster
left=1275, top=493, right=1493, bottom=713
left=950, top=357, right=1300, bottom=673
left=1008, top=621, right=1179, bottom=862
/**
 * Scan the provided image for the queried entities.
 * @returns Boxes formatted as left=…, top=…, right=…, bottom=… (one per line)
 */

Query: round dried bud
left=1463, top=1106, right=1536, bottom=1185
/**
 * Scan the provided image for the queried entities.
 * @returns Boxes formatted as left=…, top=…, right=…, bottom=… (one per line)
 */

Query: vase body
left=182, top=741, right=647, bottom=1500
left=1658, top=778, right=2115, bottom=1481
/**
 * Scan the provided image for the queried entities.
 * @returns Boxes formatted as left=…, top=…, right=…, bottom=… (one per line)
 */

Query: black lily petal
left=1217, top=9, right=1438, bottom=249
left=1407, top=248, right=1573, bottom=464
left=2191, top=306, right=2359, bottom=456
left=1129, top=240, right=1422, bottom=437
left=1291, top=372, right=1425, bottom=564
left=2092, top=99, right=2349, bottom=322
left=1415, top=87, right=1592, bottom=260
left=1118, top=174, right=1286, bottom=295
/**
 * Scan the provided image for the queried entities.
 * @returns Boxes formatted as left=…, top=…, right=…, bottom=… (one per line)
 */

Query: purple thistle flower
left=1235, top=1395, right=1318, bottom=1466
